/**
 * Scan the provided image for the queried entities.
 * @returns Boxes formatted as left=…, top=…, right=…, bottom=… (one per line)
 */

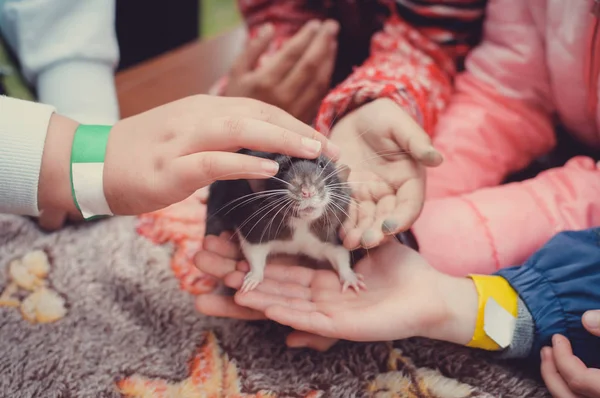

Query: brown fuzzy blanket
left=0, top=192, right=551, bottom=397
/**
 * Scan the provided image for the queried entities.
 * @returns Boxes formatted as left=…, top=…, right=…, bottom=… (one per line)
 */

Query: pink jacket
left=412, top=0, right=600, bottom=276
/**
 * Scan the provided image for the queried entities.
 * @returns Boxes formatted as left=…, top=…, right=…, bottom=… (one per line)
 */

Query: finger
left=285, top=20, right=338, bottom=97
left=207, top=97, right=341, bottom=159
left=387, top=106, right=443, bottom=167
left=374, top=195, right=397, bottom=240
left=541, top=347, right=580, bottom=398
left=382, top=176, right=425, bottom=235
left=286, top=331, right=339, bottom=351
left=357, top=202, right=377, bottom=248
left=339, top=199, right=358, bottom=242
left=293, top=37, right=338, bottom=123
left=237, top=262, right=318, bottom=287
left=197, top=117, right=328, bottom=160
left=194, top=249, right=238, bottom=278
left=203, top=234, right=241, bottom=260
left=265, top=305, right=337, bottom=338
left=197, top=187, right=210, bottom=204
left=195, top=294, right=266, bottom=320
left=552, top=334, right=600, bottom=397
left=231, top=23, right=274, bottom=76
left=582, top=310, right=600, bottom=337
left=225, top=271, right=312, bottom=300
left=258, top=19, right=322, bottom=82
left=342, top=202, right=376, bottom=249
left=235, top=290, right=318, bottom=313
left=170, top=151, right=283, bottom=192
left=37, top=208, right=67, bottom=231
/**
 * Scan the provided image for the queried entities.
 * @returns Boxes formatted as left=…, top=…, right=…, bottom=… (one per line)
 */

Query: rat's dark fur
left=205, top=150, right=351, bottom=245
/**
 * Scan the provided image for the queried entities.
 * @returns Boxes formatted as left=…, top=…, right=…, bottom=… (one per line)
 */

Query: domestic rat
left=205, top=149, right=366, bottom=293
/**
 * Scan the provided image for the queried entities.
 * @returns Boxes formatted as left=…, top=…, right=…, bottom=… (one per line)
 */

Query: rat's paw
left=240, top=271, right=264, bottom=293
left=339, top=271, right=366, bottom=293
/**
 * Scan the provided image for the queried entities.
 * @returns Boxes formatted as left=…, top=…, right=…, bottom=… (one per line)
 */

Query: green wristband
left=69, top=125, right=113, bottom=220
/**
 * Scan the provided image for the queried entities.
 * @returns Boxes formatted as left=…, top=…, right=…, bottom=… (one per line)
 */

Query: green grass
left=200, top=0, right=242, bottom=38
left=0, top=38, right=33, bottom=100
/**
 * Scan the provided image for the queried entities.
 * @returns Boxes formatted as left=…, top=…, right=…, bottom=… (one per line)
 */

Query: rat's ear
left=247, top=179, right=267, bottom=193
left=336, top=163, right=351, bottom=183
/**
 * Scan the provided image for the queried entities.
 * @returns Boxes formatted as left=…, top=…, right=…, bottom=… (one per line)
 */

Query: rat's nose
left=301, top=187, right=315, bottom=198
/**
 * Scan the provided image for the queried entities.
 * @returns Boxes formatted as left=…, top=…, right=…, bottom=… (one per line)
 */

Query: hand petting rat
left=205, top=150, right=365, bottom=293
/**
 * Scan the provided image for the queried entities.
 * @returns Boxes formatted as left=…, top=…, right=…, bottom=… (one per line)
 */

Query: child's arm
left=0, top=95, right=335, bottom=219
left=424, top=0, right=556, bottom=199
left=0, top=0, right=119, bottom=124
left=316, top=13, right=454, bottom=136
left=315, top=0, right=486, bottom=136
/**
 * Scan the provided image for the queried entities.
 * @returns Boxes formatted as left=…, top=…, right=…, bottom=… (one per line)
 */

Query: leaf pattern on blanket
left=117, top=330, right=323, bottom=398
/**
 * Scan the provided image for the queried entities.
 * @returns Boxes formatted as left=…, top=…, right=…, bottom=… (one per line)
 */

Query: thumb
left=286, top=331, right=339, bottom=351
left=582, top=310, right=600, bottom=336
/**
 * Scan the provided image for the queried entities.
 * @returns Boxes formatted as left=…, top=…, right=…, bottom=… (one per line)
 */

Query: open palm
left=328, top=98, right=442, bottom=249
left=229, top=241, right=455, bottom=342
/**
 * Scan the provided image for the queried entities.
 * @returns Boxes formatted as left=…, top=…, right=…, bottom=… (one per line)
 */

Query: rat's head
left=249, top=154, right=351, bottom=222
left=269, top=154, right=350, bottom=221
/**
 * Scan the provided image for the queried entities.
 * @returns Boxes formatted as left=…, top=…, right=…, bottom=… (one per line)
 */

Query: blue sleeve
left=495, top=227, right=600, bottom=369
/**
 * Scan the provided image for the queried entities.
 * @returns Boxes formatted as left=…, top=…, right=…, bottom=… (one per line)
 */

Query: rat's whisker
left=327, top=201, right=351, bottom=230
left=273, top=200, right=294, bottom=239
left=235, top=196, right=289, bottom=236
left=328, top=199, right=352, bottom=220
left=243, top=196, right=291, bottom=240
left=219, top=190, right=287, bottom=216
left=261, top=198, right=293, bottom=244
left=268, top=175, right=294, bottom=188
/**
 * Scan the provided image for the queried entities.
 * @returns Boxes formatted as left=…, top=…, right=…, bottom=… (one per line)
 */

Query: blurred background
left=0, top=0, right=242, bottom=101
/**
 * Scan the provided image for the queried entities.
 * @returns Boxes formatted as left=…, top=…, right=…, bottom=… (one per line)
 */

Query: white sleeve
left=0, top=96, right=55, bottom=216
left=0, top=0, right=120, bottom=124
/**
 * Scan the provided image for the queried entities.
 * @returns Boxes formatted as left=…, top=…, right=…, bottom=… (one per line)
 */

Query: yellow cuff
left=466, top=275, right=518, bottom=351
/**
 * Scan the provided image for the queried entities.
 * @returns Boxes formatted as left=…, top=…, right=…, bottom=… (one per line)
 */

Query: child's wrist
left=38, top=114, right=80, bottom=216
left=427, top=275, right=479, bottom=346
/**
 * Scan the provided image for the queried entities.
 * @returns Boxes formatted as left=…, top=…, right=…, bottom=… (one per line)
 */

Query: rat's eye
left=317, top=160, right=325, bottom=169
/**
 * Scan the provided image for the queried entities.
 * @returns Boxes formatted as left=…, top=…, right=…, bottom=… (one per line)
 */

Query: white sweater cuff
left=36, top=60, right=119, bottom=125
left=0, top=96, right=55, bottom=216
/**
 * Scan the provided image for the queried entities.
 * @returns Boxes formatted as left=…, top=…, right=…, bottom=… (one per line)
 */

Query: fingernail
left=361, top=230, right=378, bottom=247
left=382, top=219, right=400, bottom=234
left=262, top=160, right=279, bottom=174
left=306, top=20, right=321, bottom=31
left=424, top=148, right=443, bottom=165
left=541, top=347, right=549, bottom=360
left=583, top=310, right=600, bottom=329
left=325, top=20, right=339, bottom=35
left=301, top=137, right=322, bottom=154
left=552, top=334, right=561, bottom=346
left=259, top=23, right=273, bottom=37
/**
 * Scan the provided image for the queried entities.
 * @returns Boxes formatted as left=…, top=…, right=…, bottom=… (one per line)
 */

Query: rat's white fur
left=238, top=216, right=361, bottom=293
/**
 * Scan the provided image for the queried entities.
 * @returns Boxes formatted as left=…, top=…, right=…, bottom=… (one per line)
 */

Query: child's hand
left=37, top=95, right=338, bottom=225
left=541, top=312, right=600, bottom=398
left=195, top=234, right=478, bottom=348
left=329, top=98, right=443, bottom=249
left=223, top=20, right=339, bottom=124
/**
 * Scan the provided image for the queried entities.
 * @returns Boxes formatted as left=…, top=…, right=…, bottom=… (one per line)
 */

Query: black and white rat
left=205, top=149, right=366, bottom=293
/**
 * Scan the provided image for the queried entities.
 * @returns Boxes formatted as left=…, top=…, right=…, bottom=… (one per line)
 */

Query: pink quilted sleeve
left=315, top=13, right=455, bottom=137
left=425, top=0, right=557, bottom=200
left=413, top=157, right=600, bottom=276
